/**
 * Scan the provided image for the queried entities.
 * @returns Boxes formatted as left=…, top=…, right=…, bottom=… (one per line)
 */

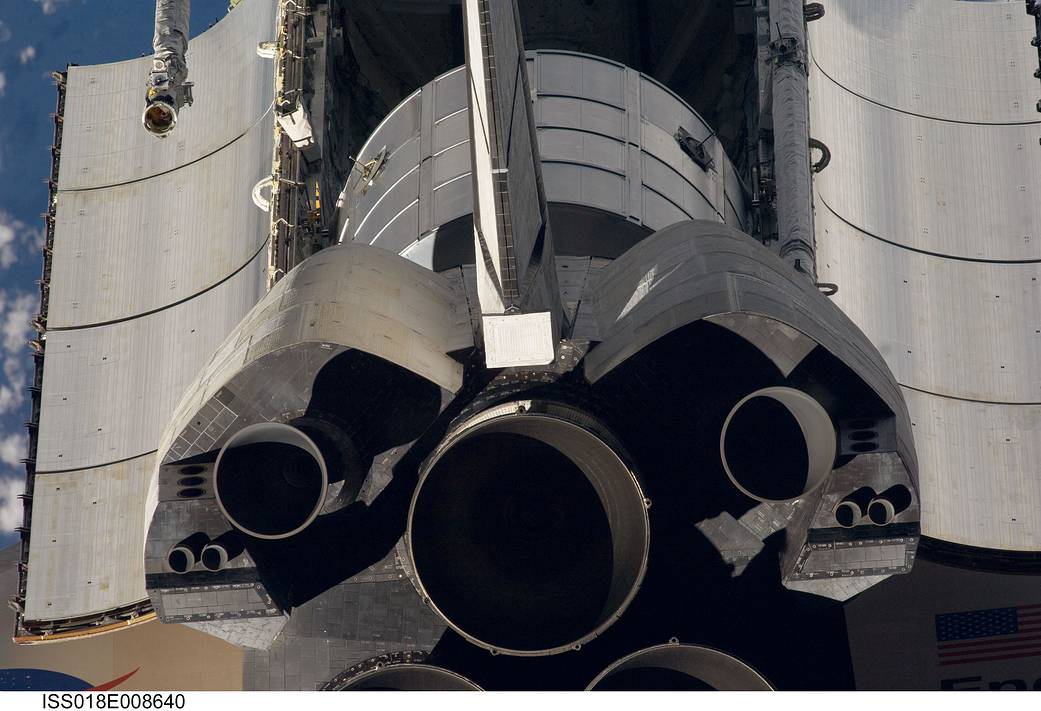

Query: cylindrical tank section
left=200, top=530, right=246, bottom=572
left=336, top=664, right=482, bottom=691
left=337, top=51, right=748, bottom=268
left=214, top=422, right=329, bottom=540
left=167, top=531, right=210, bottom=574
left=833, top=486, right=876, bottom=528
left=407, top=400, right=650, bottom=656
left=719, top=387, right=836, bottom=503
left=587, top=643, right=773, bottom=691
left=868, top=484, right=913, bottom=526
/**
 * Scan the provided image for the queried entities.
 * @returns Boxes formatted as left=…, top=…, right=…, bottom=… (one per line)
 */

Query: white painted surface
left=483, top=312, right=557, bottom=367
left=810, top=0, right=1041, bottom=550
left=24, top=455, right=155, bottom=621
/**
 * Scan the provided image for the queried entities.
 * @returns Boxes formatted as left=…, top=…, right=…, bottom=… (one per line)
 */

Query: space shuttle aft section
left=130, top=0, right=921, bottom=661
left=16, top=0, right=925, bottom=689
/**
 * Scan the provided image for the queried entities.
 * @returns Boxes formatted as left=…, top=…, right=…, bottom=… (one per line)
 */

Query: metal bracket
left=769, top=35, right=805, bottom=71
left=350, top=146, right=389, bottom=194
left=804, top=3, right=825, bottom=22
left=809, top=137, right=831, bottom=173
left=674, top=126, right=716, bottom=172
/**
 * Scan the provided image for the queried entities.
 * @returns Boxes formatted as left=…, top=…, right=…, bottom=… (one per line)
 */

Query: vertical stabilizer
left=462, top=0, right=563, bottom=367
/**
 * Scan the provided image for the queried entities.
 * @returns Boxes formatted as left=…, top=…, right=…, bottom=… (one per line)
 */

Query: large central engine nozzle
left=587, top=643, right=773, bottom=691
left=407, top=400, right=650, bottom=656
left=339, top=664, right=482, bottom=691
left=214, top=423, right=329, bottom=540
left=720, top=387, right=836, bottom=503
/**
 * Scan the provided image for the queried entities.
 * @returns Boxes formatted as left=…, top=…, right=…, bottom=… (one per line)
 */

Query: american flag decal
left=935, top=604, right=1041, bottom=666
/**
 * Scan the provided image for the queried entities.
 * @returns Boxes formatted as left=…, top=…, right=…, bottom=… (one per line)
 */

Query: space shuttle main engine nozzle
left=867, top=484, right=913, bottom=526
left=167, top=531, right=210, bottom=574
left=834, top=486, right=877, bottom=528
left=720, top=386, right=837, bottom=503
left=338, top=664, right=482, bottom=691
left=214, top=422, right=329, bottom=540
left=587, top=643, right=773, bottom=691
left=200, top=530, right=246, bottom=572
left=407, top=400, right=650, bottom=656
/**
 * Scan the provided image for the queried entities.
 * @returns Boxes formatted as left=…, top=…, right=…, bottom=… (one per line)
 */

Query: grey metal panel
left=815, top=207, right=1041, bottom=404
left=538, top=96, right=627, bottom=140
left=353, top=164, right=420, bottom=245
left=809, top=0, right=1041, bottom=124
left=432, top=67, right=466, bottom=120
left=432, top=109, right=469, bottom=152
left=351, top=137, right=421, bottom=241
left=432, top=141, right=469, bottom=186
left=36, top=249, right=268, bottom=472
left=340, top=50, right=748, bottom=256
left=48, top=113, right=274, bottom=327
left=24, top=455, right=155, bottom=621
left=809, top=0, right=1041, bottom=552
left=57, top=0, right=276, bottom=190
left=430, top=174, right=471, bottom=229
left=536, top=52, right=627, bottom=107
left=901, top=389, right=1041, bottom=552
left=542, top=162, right=627, bottom=215
left=810, top=67, right=1041, bottom=262
left=638, top=78, right=711, bottom=144
left=639, top=186, right=694, bottom=230
left=539, top=128, right=627, bottom=173
left=640, top=151, right=718, bottom=222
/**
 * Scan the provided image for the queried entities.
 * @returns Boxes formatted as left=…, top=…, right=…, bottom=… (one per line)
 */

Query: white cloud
left=19, top=46, right=36, bottom=65
left=33, top=0, right=63, bottom=14
left=0, top=432, right=24, bottom=468
left=0, top=71, right=6, bottom=98
left=0, top=21, right=11, bottom=44
left=0, top=211, right=43, bottom=269
left=0, top=219, right=15, bottom=268
left=0, top=474, right=25, bottom=533
left=0, top=384, right=19, bottom=415
left=0, top=356, right=27, bottom=415
left=0, top=290, right=37, bottom=354
left=0, top=290, right=37, bottom=416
